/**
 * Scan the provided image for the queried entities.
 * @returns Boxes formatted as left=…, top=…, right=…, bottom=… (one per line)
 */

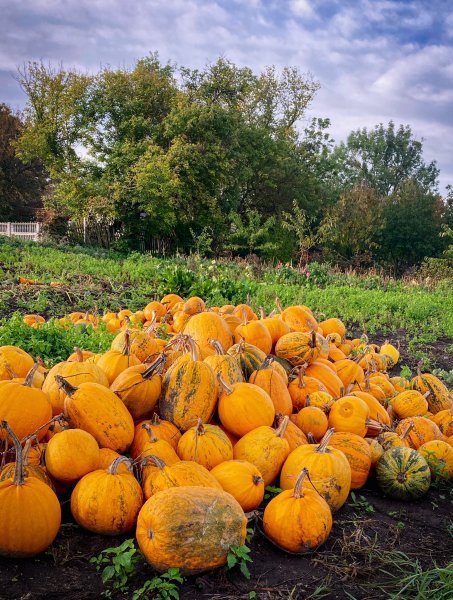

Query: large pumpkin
left=263, top=467, right=332, bottom=553
left=136, top=486, right=247, bottom=574
left=411, top=371, right=452, bottom=414
left=0, top=346, right=34, bottom=381
left=71, top=457, right=143, bottom=535
left=375, top=447, right=431, bottom=500
left=203, top=340, right=243, bottom=385
left=183, top=312, right=233, bottom=358
left=0, top=421, right=61, bottom=557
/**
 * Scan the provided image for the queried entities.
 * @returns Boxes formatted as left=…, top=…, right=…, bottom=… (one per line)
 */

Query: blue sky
left=1, top=0, right=452, bottom=193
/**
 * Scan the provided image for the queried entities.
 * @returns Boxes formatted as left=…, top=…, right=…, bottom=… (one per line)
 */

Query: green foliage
left=264, top=485, right=282, bottom=500
left=132, top=569, right=184, bottom=600
left=348, top=492, right=375, bottom=514
left=90, top=539, right=141, bottom=596
left=226, top=544, right=253, bottom=580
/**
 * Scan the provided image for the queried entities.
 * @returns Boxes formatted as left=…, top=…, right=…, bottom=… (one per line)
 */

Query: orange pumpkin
left=419, top=440, right=453, bottom=479
left=210, top=460, right=265, bottom=511
left=328, top=396, right=369, bottom=437
left=183, top=312, right=233, bottom=358
left=329, top=432, right=372, bottom=488
left=130, top=415, right=181, bottom=458
left=249, top=359, right=292, bottom=416
left=45, top=428, right=100, bottom=482
left=295, top=406, right=328, bottom=441
left=288, top=369, right=328, bottom=411
left=275, top=331, right=322, bottom=366
left=177, top=420, right=233, bottom=470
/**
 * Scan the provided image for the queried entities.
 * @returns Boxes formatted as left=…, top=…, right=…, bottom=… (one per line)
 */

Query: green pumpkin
left=227, top=343, right=266, bottom=378
left=376, top=447, right=431, bottom=501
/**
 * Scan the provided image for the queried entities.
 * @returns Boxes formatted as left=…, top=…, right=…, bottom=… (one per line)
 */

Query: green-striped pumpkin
left=411, top=373, right=452, bottom=414
left=375, top=447, right=431, bottom=501
left=227, top=343, right=266, bottom=378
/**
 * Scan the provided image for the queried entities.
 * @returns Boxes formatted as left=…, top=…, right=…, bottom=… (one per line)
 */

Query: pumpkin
left=160, top=347, right=218, bottom=431
left=97, top=448, right=131, bottom=473
left=96, top=332, right=141, bottom=385
left=227, top=342, right=267, bottom=378
left=411, top=371, right=452, bottom=414
left=328, top=432, right=372, bottom=489
left=380, top=341, right=399, bottom=366
left=391, top=390, right=429, bottom=420
left=232, top=304, right=257, bottom=321
left=136, top=486, right=247, bottom=574
left=366, top=438, right=384, bottom=466
left=0, top=365, right=52, bottom=441
left=349, top=391, right=391, bottom=430
left=249, top=359, right=292, bottom=416
left=222, top=314, right=242, bottom=336
left=288, top=369, right=328, bottom=411
left=183, top=312, right=233, bottom=358
left=275, top=413, right=308, bottom=452
left=305, top=391, right=335, bottom=414
left=328, top=396, right=369, bottom=437
left=111, top=329, right=160, bottom=363
left=177, top=419, right=233, bottom=470
left=0, top=346, right=35, bottom=381
left=233, top=416, right=290, bottom=486
left=0, top=421, right=61, bottom=557
left=334, top=359, right=365, bottom=388
left=295, top=406, right=328, bottom=441
left=263, top=468, right=332, bottom=553
left=430, top=409, right=453, bottom=437
left=395, top=416, right=444, bottom=449
left=141, top=455, right=222, bottom=499
left=275, top=331, right=322, bottom=366
left=71, top=457, right=143, bottom=534
left=279, top=304, right=319, bottom=333
left=370, top=374, right=396, bottom=399
left=280, top=429, right=351, bottom=512
left=110, top=354, right=165, bottom=421
left=130, top=415, right=181, bottom=458
left=375, top=447, right=431, bottom=500
left=161, top=294, right=183, bottom=310
left=45, top=428, right=99, bottom=482
left=319, top=318, right=346, bottom=338
left=43, top=358, right=109, bottom=416
left=234, top=319, right=272, bottom=355
left=260, top=315, right=291, bottom=346
left=203, top=340, right=243, bottom=385
left=418, top=440, right=453, bottom=479
left=57, top=377, right=134, bottom=453
left=143, top=301, right=166, bottom=321
left=210, top=460, right=265, bottom=511
left=0, top=438, right=53, bottom=488
left=218, top=378, right=275, bottom=438
left=378, top=430, right=411, bottom=451
left=137, top=426, right=181, bottom=465
left=183, top=296, right=205, bottom=315
left=305, top=362, right=344, bottom=398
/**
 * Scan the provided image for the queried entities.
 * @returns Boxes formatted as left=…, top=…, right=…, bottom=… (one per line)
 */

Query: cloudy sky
left=1, top=0, right=452, bottom=193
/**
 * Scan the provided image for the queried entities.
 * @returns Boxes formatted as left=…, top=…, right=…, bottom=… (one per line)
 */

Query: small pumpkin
left=418, top=440, right=453, bottom=479
left=249, top=358, right=292, bottom=416
left=295, top=406, right=328, bottom=441
left=210, top=460, right=265, bottom=511
left=177, top=419, right=233, bottom=470
left=328, top=396, right=369, bottom=437
left=287, top=368, right=328, bottom=411
left=375, top=447, right=431, bottom=501
left=45, top=428, right=100, bottom=482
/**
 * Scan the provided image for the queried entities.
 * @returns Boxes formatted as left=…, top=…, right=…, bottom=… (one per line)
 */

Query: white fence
left=0, top=222, right=42, bottom=241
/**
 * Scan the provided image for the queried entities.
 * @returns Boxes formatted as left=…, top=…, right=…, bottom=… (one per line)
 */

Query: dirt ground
left=0, top=478, right=451, bottom=600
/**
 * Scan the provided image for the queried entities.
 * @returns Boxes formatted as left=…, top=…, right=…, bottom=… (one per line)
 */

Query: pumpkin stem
left=74, top=347, right=84, bottom=362
left=253, top=474, right=264, bottom=485
left=275, top=297, right=284, bottom=314
left=196, top=418, right=205, bottom=435
left=5, top=364, right=18, bottom=379
left=307, top=432, right=317, bottom=444
left=416, top=361, right=423, bottom=377
left=141, top=454, right=166, bottom=470
left=145, top=311, right=158, bottom=335
left=55, top=374, right=78, bottom=396
left=316, top=428, right=334, bottom=452
left=275, top=415, right=289, bottom=438
left=400, top=421, right=415, bottom=440
left=1, top=421, right=25, bottom=486
left=142, top=423, right=158, bottom=443
left=309, top=330, right=317, bottom=349
left=24, top=363, right=40, bottom=387
left=241, top=308, right=248, bottom=326
left=151, top=413, right=161, bottom=426
left=142, top=353, right=166, bottom=379
left=260, top=355, right=274, bottom=371
left=209, top=339, right=225, bottom=356
left=217, top=373, right=234, bottom=395
left=122, top=330, right=132, bottom=358
left=107, top=456, right=133, bottom=474
left=186, top=336, right=200, bottom=362
left=293, top=467, right=309, bottom=498
left=259, top=307, right=265, bottom=320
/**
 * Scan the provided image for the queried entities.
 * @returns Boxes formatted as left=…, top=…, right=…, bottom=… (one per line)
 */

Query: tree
left=282, top=201, right=321, bottom=265
left=331, top=121, right=439, bottom=196
left=0, top=103, right=46, bottom=221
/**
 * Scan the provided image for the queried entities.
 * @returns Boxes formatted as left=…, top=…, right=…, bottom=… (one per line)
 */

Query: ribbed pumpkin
left=305, top=362, right=344, bottom=398
left=0, top=365, right=52, bottom=441
left=260, top=315, right=291, bottom=346
left=183, top=296, right=205, bottom=316
left=43, top=358, right=109, bottom=416
left=177, top=419, right=233, bottom=470
left=328, top=432, right=371, bottom=489
left=430, top=409, right=453, bottom=437
left=263, top=468, right=332, bottom=553
left=110, top=354, right=165, bottom=421
left=328, top=396, right=369, bottom=437
left=335, top=359, right=365, bottom=388
left=210, top=460, right=265, bottom=511
left=111, top=329, right=160, bottom=362
left=0, top=438, right=53, bottom=488
left=57, top=377, right=134, bottom=453
left=136, top=486, right=247, bottom=574
left=280, top=429, right=351, bottom=512
left=391, top=390, right=429, bottom=420
left=218, top=378, right=275, bottom=438
left=130, top=415, right=181, bottom=458
left=411, top=371, right=452, bottom=414
left=0, top=346, right=35, bottom=381
left=279, top=304, right=319, bottom=333
left=137, top=426, right=181, bottom=465
left=234, top=318, right=272, bottom=355
left=96, top=332, right=141, bottom=385
left=288, top=369, right=328, bottom=411
left=296, top=406, right=328, bottom=440
left=161, top=293, right=184, bottom=310
left=349, top=390, right=391, bottom=430
left=160, top=347, right=218, bottom=432
left=143, top=301, right=166, bottom=321
left=249, top=359, right=292, bottom=416
left=378, top=430, right=411, bottom=451
left=141, top=455, right=222, bottom=499
left=0, top=421, right=61, bottom=557
left=275, top=413, right=308, bottom=452
left=227, top=342, right=267, bottom=378
left=232, top=304, right=257, bottom=321
left=418, top=440, right=453, bottom=479
left=375, top=447, right=431, bottom=500
left=395, top=416, right=444, bottom=449
left=45, top=428, right=100, bottom=482
left=379, top=341, right=399, bottom=366
left=203, top=340, right=243, bottom=385
left=233, top=416, right=290, bottom=486
left=183, top=312, right=233, bottom=358
left=275, top=331, right=322, bottom=366
left=369, top=374, right=396, bottom=399
left=71, top=457, right=143, bottom=534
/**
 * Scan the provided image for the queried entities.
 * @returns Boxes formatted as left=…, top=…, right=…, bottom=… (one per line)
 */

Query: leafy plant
left=226, top=544, right=253, bottom=580
left=264, top=485, right=282, bottom=500
left=90, top=539, right=142, bottom=596
left=132, top=568, right=184, bottom=600
left=348, top=492, right=375, bottom=514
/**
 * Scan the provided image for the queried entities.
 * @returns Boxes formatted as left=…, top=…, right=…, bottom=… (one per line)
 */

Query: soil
left=0, top=479, right=451, bottom=600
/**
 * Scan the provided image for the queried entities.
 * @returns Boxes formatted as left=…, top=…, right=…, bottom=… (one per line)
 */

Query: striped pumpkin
left=275, top=331, right=322, bottom=366
left=227, top=343, right=266, bottom=378
left=375, top=447, right=431, bottom=500
left=329, top=432, right=372, bottom=489
left=411, top=372, right=452, bottom=414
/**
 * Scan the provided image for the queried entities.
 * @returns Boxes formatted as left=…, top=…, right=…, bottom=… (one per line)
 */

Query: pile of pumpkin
left=1, top=295, right=452, bottom=575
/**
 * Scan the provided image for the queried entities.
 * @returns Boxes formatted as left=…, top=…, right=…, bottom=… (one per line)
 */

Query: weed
left=90, top=539, right=141, bottom=596
left=226, top=544, right=253, bottom=580
left=264, top=485, right=282, bottom=500
left=348, top=492, right=375, bottom=514
left=132, top=568, right=184, bottom=600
